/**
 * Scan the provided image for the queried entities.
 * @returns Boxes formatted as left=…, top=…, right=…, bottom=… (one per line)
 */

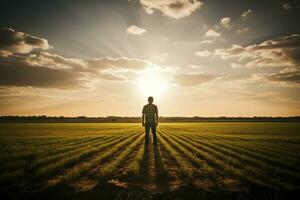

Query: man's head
left=148, top=96, right=154, bottom=104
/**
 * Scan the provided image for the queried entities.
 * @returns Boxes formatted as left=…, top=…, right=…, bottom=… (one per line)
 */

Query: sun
left=137, top=66, right=168, bottom=98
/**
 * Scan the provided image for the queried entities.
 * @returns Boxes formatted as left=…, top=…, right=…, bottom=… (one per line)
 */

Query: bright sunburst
left=137, top=66, right=168, bottom=98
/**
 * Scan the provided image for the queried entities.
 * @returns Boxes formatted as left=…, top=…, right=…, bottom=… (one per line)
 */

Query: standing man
left=142, top=96, right=158, bottom=145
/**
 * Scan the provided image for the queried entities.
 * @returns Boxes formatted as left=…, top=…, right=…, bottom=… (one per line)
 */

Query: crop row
left=0, top=131, right=141, bottom=184
left=160, top=129, right=299, bottom=189
left=50, top=131, right=144, bottom=185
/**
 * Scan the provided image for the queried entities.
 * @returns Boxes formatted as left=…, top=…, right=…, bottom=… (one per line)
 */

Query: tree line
left=0, top=115, right=300, bottom=122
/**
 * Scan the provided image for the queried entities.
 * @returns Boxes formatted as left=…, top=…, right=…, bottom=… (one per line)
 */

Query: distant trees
left=0, top=115, right=299, bottom=123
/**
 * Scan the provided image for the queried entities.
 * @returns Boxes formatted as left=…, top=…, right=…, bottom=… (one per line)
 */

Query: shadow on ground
left=2, top=182, right=300, bottom=200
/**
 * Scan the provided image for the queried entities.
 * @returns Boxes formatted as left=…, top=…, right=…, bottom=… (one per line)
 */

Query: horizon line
left=1, top=115, right=300, bottom=118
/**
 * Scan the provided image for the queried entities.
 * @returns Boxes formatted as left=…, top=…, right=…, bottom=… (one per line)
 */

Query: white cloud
left=139, top=0, right=203, bottom=19
left=188, top=64, right=202, bottom=69
left=283, top=3, right=292, bottom=10
left=205, top=29, right=221, bottom=37
left=241, top=9, right=252, bottom=18
left=220, top=17, right=231, bottom=30
left=200, top=39, right=213, bottom=44
left=194, top=50, right=212, bottom=57
left=126, top=25, right=147, bottom=35
left=230, top=63, right=243, bottom=68
left=143, top=6, right=154, bottom=14
left=236, top=27, right=249, bottom=34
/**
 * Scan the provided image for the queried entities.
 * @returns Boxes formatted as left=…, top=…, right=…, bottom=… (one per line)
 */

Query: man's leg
left=145, top=123, right=150, bottom=145
left=151, top=123, right=157, bottom=145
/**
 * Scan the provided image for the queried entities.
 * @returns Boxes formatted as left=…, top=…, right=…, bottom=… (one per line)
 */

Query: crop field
left=0, top=122, right=300, bottom=200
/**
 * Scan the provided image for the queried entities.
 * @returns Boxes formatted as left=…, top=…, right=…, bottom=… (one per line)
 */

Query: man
left=142, top=96, right=158, bottom=145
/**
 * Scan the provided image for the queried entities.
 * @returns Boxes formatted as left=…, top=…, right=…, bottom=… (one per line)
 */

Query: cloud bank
left=0, top=28, right=153, bottom=89
left=0, top=28, right=50, bottom=56
left=215, top=34, right=300, bottom=68
left=215, top=34, right=300, bottom=86
left=140, top=0, right=203, bottom=19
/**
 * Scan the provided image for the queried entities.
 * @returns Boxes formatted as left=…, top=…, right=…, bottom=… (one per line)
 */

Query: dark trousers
left=145, top=123, right=157, bottom=145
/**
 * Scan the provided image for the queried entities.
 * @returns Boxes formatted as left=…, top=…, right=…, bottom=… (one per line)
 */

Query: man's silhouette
left=142, top=96, right=158, bottom=145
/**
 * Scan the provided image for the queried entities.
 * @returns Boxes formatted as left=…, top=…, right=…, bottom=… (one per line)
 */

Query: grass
left=0, top=122, right=299, bottom=199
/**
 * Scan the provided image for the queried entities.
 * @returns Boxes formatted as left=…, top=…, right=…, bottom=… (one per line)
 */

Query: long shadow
left=153, top=143, right=169, bottom=187
left=141, top=143, right=149, bottom=166
left=140, top=142, right=149, bottom=181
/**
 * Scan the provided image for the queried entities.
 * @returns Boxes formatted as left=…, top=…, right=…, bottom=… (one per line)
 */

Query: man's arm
left=155, top=106, right=158, bottom=126
left=142, top=106, right=145, bottom=127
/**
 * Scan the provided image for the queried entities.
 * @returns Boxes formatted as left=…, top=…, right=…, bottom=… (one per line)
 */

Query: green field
left=0, top=122, right=300, bottom=199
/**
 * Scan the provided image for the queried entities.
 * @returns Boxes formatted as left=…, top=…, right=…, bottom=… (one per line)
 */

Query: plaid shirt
left=142, top=103, right=158, bottom=123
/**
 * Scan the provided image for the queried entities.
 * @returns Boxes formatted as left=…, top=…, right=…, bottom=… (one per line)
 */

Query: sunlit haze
left=137, top=66, right=169, bottom=98
left=0, top=0, right=300, bottom=117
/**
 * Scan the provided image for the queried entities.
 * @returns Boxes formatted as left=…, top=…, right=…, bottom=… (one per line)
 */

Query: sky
left=0, top=0, right=300, bottom=117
